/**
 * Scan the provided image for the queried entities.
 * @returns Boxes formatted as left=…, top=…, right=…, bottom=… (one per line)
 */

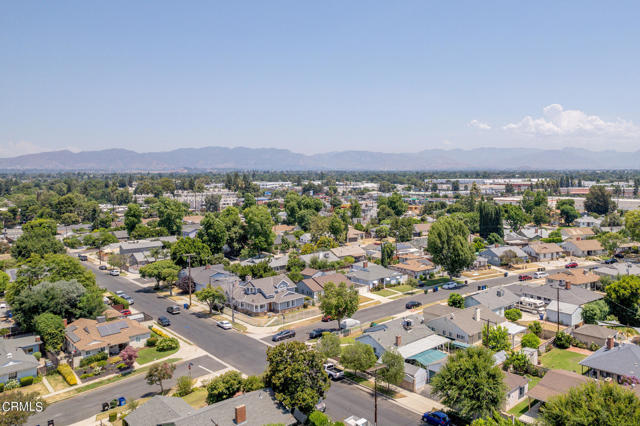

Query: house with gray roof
left=119, top=237, right=176, bottom=256
left=232, top=274, right=304, bottom=315
left=424, top=305, right=507, bottom=345
left=580, top=341, right=640, bottom=381
left=479, top=246, right=529, bottom=266
left=592, top=262, right=640, bottom=278
left=178, top=264, right=239, bottom=294
left=464, top=286, right=520, bottom=316
left=0, top=338, right=40, bottom=384
left=347, top=261, right=406, bottom=289
left=510, top=283, right=602, bottom=307
left=545, top=301, right=583, bottom=326
left=125, top=389, right=296, bottom=426
left=572, top=324, right=619, bottom=347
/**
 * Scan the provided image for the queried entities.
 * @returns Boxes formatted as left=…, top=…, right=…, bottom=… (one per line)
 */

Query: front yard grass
left=372, top=289, right=397, bottom=297
left=46, top=373, right=72, bottom=392
left=540, top=348, right=586, bottom=374
left=137, top=347, right=179, bottom=365
left=391, top=284, right=415, bottom=293
left=181, top=387, right=208, bottom=408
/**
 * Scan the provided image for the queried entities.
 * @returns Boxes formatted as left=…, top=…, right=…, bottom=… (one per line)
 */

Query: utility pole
left=366, top=364, right=387, bottom=426
left=183, top=253, right=195, bottom=306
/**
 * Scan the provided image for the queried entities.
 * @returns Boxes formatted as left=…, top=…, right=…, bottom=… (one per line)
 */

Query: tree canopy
left=319, top=282, right=359, bottom=328
left=427, top=216, right=475, bottom=277
left=585, top=185, right=614, bottom=215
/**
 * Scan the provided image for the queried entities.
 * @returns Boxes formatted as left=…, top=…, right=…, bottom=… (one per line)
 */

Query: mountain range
left=0, top=146, right=639, bottom=171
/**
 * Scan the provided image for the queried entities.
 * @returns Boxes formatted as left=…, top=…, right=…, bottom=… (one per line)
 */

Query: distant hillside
left=0, top=146, right=639, bottom=171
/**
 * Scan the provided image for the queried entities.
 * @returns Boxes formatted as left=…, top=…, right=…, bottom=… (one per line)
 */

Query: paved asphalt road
left=286, top=267, right=567, bottom=341
left=30, top=355, right=223, bottom=426
left=88, top=262, right=269, bottom=375
left=327, top=380, right=421, bottom=426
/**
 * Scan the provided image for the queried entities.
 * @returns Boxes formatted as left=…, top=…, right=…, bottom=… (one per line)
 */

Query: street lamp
left=366, top=363, right=387, bottom=426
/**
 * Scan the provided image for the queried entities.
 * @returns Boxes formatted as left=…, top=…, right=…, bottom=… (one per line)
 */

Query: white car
left=217, top=320, right=232, bottom=330
left=115, top=290, right=125, bottom=296
left=442, top=281, right=458, bottom=289
left=110, top=269, right=120, bottom=276
left=533, top=272, right=548, bottom=279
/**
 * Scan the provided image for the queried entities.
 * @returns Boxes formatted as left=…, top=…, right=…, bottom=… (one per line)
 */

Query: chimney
left=495, top=243, right=499, bottom=248
left=63, top=319, right=68, bottom=327
left=395, top=335, right=402, bottom=346
left=565, top=282, right=571, bottom=290
left=205, top=264, right=211, bottom=269
left=363, top=261, right=368, bottom=269
left=35, top=336, right=41, bottom=342
left=474, top=307, right=481, bottom=322
left=606, top=336, right=615, bottom=350
left=235, top=405, right=247, bottom=424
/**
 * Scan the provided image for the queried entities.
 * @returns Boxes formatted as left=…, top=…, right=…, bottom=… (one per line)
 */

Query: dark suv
left=157, top=316, right=171, bottom=327
left=405, top=300, right=422, bottom=309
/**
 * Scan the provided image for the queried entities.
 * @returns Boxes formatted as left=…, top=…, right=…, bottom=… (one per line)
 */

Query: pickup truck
left=324, top=363, right=344, bottom=380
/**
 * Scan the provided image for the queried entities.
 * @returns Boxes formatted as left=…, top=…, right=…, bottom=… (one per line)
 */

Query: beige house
left=65, top=318, right=150, bottom=367
left=561, top=227, right=596, bottom=240
left=503, top=372, right=529, bottom=410
left=572, top=324, right=619, bottom=347
left=561, top=238, right=605, bottom=257
left=546, top=269, right=601, bottom=289
left=522, top=242, right=564, bottom=261
left=390, top=260, right=436, bottom=279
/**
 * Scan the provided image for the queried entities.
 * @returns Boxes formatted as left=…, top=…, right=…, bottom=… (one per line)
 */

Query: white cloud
left=468, top=119, right=491, bottom=130
left=502, top=104, right=640, bottom=138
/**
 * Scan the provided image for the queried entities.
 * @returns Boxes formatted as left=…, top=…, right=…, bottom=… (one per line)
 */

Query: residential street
left=88, top=262, right=269, bottom=375
left=30, top=356, right=224, bottom=426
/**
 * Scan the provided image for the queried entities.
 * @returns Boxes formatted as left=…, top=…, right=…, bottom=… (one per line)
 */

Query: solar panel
left=68, top=325, right=77, bottom=332
left=67, top=331, right=80, bottom=343
left=97, top=321, right=129, bottom=337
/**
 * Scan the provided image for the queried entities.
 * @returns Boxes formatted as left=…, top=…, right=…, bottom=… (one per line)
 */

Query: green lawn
left=391, top=284, right=415, bottom=293
left=181, top=388, right=208, bottom=408
left=372, top=289, right=396, bottom=297
left=136, top=347, right=179, bottom=365
left=540, top=348, right=586, bottom=374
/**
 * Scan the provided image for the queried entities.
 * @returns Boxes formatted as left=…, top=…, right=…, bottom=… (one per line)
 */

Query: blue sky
left=2, top=1, right=639, bottom=157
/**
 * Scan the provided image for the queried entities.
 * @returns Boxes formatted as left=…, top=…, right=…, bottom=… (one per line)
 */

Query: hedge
left=156, top=337, right=179, bottom=352
left=57, top=364, right=78, bottom=385
left=109, top=293, right=129, bottom=309
left=19, top=376, right=33, bottom=387
left=80, top=352, right=108, bottom=367
left=151, top=327, right=170, bottom=339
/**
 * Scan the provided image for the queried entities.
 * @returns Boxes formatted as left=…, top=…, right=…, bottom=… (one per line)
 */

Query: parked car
left=321, top=314, right=333, bottom=322
left=442, top=281, right=458, bottom=289
left=109, top=269, right=120, bottom=276
left=272, top=329, right=296, bottom=342
left=604, top=258, right=618, bottom=264
left=122, top=296, right=134, bottom=305
left=166, top=306, right=181, bottom=315
left=99, top=265, right=108, bottom=270
left=422, top=411, right=451, bottom=426
left=324, top=363, right=344, bottom=380
left=217, top=320, right=232, bottom=330
left=614, top=253, right=625, bottom=259
left=339, top=318, right=361, bottom=329
left=116, top=290, right=125, bottom=295
left=78, top=255, right=88, bottom=261
left=157, top=316, right=171, bottom=326
left=533, top=271, right=548, bottom=279
left=518, top=274, right=533, bottom=281
left=309, top=328, right=328, bottom=339
left=405, top=300, right=422, bottom=309
left=120, top=309, right=132, bottom=316
left=565, top=262, right=579, bottom=268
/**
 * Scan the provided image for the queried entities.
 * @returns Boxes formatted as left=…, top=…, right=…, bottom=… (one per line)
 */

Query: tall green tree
left=350, top=199, right=361, bottom=219
left=316, top=332, right=341, bottom=360
left=206, top=370, right=244, bottom=403
left=431, top=347, right=506, bottom=420
left=559, top=204, right=579, bottom=225
left=219, top=206, right=247, bottom=257
left=11, top=228, right=65, bottom=261
left=124, top=203, right=143, bottom=234
left=264, top=341, right=331, bottom=414
left=341, top=342, right=377, bottom=376
left=157, top=197, right=188, bottom=235
left=146, top=362, right=176, bottom=394
left=381, top=242, right=395, bottom=267
left=502, top=204, right=529, bottom=232
left=140, top=259, right=180, bottom=289
left=319, top=282, right=359, bottom=329
left=170, top=237, right=212, bottom=268
left=196, top=284, right=226, bottom=314
left=477, top=202, right=503, bottom=239
left=427, top=216, right=475, bottom=277
left=34, top=312, right=65, bottom=353
left=540, top=381, right=640, bottom=426
left=0, top=391, right=46, bottom=426
left=448, top=293, right=464, bottom=308
left=605, top=275, right=640, bottom=326
left=198, top=213, right=228, bottom=254
left=244, top=205, right=275, bottom=255
left=585, top=185, right=614, bottom=215
left=379, top=349, right=404, bottom=391
left=482, top=325, right=510, bottom=352
left=625, top=209, right=640, bottom=242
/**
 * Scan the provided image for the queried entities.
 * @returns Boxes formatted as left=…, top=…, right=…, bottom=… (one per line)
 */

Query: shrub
left=33, top=352, right=42, bottom=361
left=57, top=364, right=78, bottom=385
left=4, top=379, right=19, bottom=390
left=242, top=375, right=264, bottom=392
left=528, top=321, right=543, bottom=337
left=109, top=294, right=129, bottom=309
left=19, top=376, right=34, bottom=387
left=146, top=336, right=158, bottom=347
left=0, top=383, right=4, bottom=392
left=589, top=342, right=601, bottom=351
left=175, top=376, right=194, bottom=397
left=521, top=333, right=541, bottom=349
left=80, top=373, right=94, bottom=379
left=555, top=332, right=572, bottom=349
left=151, top=327, right=170, bottom=338
left=96, top=360, right=107, bottom=367
left=79, top=352, right=108, bottom=367
left=308, top=410, right=331, bottom=426
left=156, top=337, right=179, bottom=352
left=109, top=412, right=117, bottom=422
left=505, top=308, right=522, bottom=322
left=108, top=356, right=122, bottom=365
left=117, top=363, right=127, bottom=370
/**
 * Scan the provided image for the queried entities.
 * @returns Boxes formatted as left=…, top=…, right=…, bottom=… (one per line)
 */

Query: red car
left=518, top=274, right=532, bottom=281
left=321, top=315, right=333, bottom=322
left=120, top=309, right=132, bottom=316
left=565, top=262, right=579, bottom=268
